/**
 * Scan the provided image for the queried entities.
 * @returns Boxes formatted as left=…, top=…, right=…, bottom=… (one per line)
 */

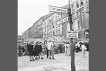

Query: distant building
left=22, top=15, right=46, bottom=42
left=70, top=0, right=89, bottom=41
left=22, top=0, right=89, bottom=43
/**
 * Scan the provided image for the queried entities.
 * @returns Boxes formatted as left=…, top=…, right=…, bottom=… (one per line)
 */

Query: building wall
left=45, top=13, right=61, bottom=40
left=70, top=0, right=89, bottom=41
left=22, top=16, right=45, bottom=42
left=22, top=30, right=29, bottom=42
left=29, top=16, right=45, bottom=39
left=62, top=22, right=67, bottom=38
left=43, top=5, right=70, bottom=42
left=22, top=1, right=89, bottom=43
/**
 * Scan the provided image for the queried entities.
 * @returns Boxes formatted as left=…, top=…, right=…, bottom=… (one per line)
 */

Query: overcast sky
left=18, top=0, right=72, bottom=36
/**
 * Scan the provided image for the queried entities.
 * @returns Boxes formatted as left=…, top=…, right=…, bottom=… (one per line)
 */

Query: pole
left=68, top=0, right=76, bottom=71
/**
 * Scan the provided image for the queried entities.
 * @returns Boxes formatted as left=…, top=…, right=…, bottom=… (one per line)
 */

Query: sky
left=18, top=0, right=71, bottom=36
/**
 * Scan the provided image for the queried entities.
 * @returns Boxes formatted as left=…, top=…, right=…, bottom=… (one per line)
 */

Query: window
left=56, top=29, right=58, bottom=35
left=53, top=31, right=55, bottom=36
left=58, top=24, right=60, bottom=27
left=86, top=0, right=89, bottom=7
left=45, top=28, right=46, bottom=32
left=49, top=17, right=54, bottom=24
left=73, top=12, right=78, bottom=20
left=71, top=3, right=74, bottom=11
left=80, top=0, right=84, bottom=7
left=50, top=31, right=52, bottom=36
left=55, top=16, right=58, bottom=21
left=86, top=33, right=89, bottom=39
left=76, top=1, right=79, bottom=8
left=58, top=28, right=60, bottom=34
left=53, top=25, right=54, bottom=28
left=45, top=23, right=46, bottom=26
left=78, top=12, right=80, bottom=18
left=56, top=22, right=58, bottom=28
left=51, top=31, right=53, bottom=36
left=49, top=32, right=50, bottom=37
left=86, top=0, right=89, bottom=3
left=51, top=25, right=52, bottom=30
left=76, top=11, right=78, bottom=19
left=86, top=7, right=89, bottom=13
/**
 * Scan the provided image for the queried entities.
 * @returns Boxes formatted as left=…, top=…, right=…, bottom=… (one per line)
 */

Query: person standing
left=47, top=40, right=55, bottom=59
left=27, top=42, right=34, bottom=61
left=64, top=43, right=67, bottom=55
left=85, top=40, right=89, bottom=51
left=81, top=43, right=87, bottom=57
left=33, top=42, right=42, bottom=60
left=38, top=42, right=44, bottom=59
left=59, top=43, right=62, bottom=53
left=66, top=43, right=70, bottom=56
left=18, top=43, right=22, bottom=57
left=44, top=42, right=48, bottom=58
left=21, top=44, right=25, bottom=56
left=33, top=42, right=38, bottom=60
left=75, top=42, right=81, bottom=53
left=46, top=43, right=49, bottom=58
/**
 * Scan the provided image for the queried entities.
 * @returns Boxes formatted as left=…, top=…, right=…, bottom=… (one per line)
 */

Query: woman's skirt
left=28, top=51, right=33, bottom=56
left=33, top=51, right=41, bottom=56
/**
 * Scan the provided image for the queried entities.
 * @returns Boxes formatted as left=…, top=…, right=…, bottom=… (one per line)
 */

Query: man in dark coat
left=21, top=45, right=25, bottom=56
left=46, top=47, right=49, bottom=58
left=27, top=42, right=34, bottom=61
left=33, top=42, right=40, bottom=60
left=34, top=42, right=44, bottom=60
left=85, top=41, right=89, bottom=51
left=44, top=42, right=48, bottom=58
left=59, top=43, right=63, bottom=53
left=18, top=43, right=22, bottom=57
left=38, top=42, right=44, bottom=59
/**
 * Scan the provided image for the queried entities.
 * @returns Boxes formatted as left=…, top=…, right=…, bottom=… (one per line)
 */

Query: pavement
left=18, top=52, right=89, bottom=71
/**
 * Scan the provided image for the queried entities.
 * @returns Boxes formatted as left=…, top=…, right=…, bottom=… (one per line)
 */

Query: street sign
left=49, top=5, right=68, bottom=13
left=58, top=17, right=68, bottom=24
left=55, top=17, right=68, bottom=36
left=67, top=31, right=78, bottom=38
left=55, top=17, right=68, bottom=27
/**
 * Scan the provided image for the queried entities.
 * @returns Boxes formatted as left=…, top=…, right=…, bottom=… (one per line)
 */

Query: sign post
left=49, top=0, right=76, bottom=71
left=67, top=31, right=78, bottom=38
left=68, top=0, right=76, bottom=71
left=49, top=5, right=68, bottom=13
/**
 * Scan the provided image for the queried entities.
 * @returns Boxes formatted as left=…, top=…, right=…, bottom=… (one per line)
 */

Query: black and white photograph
left=18, top=0, right=89, bottom=71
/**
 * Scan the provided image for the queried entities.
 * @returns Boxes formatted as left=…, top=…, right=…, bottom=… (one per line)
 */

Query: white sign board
left=58, top=17, right=68, bottom=24
left=67, top=31, right=78, bottom=38
left=49, top=5, right=68, bottom=13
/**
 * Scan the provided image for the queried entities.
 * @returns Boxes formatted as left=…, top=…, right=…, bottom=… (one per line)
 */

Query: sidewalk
left=18, top=52, right=89, bottom=71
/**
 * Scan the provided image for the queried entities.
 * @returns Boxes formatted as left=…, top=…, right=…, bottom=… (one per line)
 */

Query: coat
left=27, top=44, right=34, bottom=56
left=33, top=44, right=42, bottom=56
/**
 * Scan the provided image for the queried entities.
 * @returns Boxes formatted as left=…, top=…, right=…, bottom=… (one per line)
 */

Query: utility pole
left=68, top=0, right=76, bottom=71
left=49, top=0, right=76, bottom=70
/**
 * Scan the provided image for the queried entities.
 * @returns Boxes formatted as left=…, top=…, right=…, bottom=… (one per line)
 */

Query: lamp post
left=68, top=0, right=76, bottom=71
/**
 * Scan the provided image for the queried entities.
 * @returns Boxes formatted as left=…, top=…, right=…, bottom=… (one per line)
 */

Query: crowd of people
left=63, top=40, right=89, bottom=56
left=27, top=41, right=44, bottom=61
left=74, top=40, right=89, bottom=57
left=18, top=39, right=89, bottom=61
left=18, top=40, right=56, bottom=61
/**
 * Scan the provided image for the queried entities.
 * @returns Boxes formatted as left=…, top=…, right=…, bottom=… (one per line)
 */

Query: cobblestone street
left=18, top=52, right=89, bottom=71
